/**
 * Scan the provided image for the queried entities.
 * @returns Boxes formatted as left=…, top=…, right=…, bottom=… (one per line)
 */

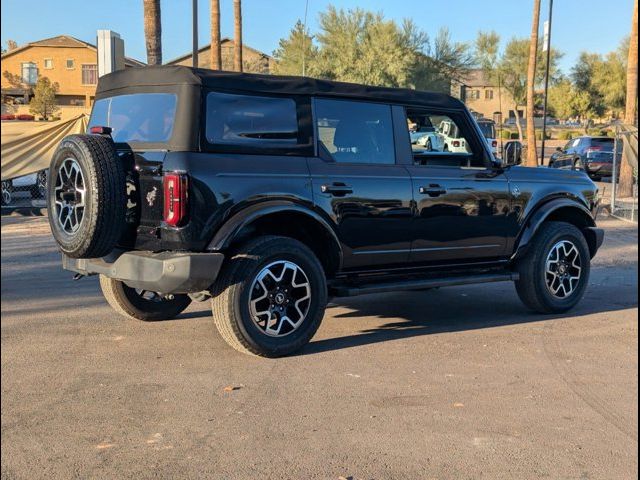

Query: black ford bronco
left=48, top=66, right=604, bottom=357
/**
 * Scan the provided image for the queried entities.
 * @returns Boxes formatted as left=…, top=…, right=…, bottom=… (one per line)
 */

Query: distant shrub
left=16, top=114, right=35, bottom=121
left=500, top=129, right=512, bottom=140
left=0, top=114, right=16, bottom=120
left=535, top=130, right=551, bottom=140
left=510, top=132, right=520, bottom=140
left=558, top=130, right=573, bottom=140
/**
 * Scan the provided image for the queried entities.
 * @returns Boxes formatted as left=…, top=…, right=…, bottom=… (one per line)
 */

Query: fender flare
left=513, top=197, right=595, bottom=260
left=206, top=200, right=343, bottom=269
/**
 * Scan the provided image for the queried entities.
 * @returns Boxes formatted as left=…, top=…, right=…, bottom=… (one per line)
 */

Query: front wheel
left=515, top=221, right=591, bottom=313
left=99, top=275, right=192, bottom=321
left=211, top=236, right=327, bottom=357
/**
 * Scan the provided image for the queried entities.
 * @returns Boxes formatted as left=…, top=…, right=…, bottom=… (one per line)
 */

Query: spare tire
left=48, top=134, right=126, bottom=258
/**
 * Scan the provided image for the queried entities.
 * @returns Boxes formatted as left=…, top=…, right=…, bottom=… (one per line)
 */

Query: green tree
left=314, top=6, right=425, bottom=87
left=570, top=52, right=605, bottom=128
left=411, top=27, right=475, bottom=92
left=272, top=7, right=473, bottom=93
left=592, top=39, right=629, bottom=118
left=476, top=32, right=561, bottom=142
left=272, top=20, right=318, bottom=76
left=29, top=77, right=59, bottom=120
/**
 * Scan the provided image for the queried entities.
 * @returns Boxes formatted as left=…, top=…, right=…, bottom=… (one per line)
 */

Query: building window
left=81, top=64, right=98, bottom=85
left=44, top=59, right=53, bottom=69
left=21, top=62, right=38, bottom=85
left=485, top=89, right=494, bottom=100
left=66, top=59, right=75, bottom=69
left=468, top=90, right=480, bottom=100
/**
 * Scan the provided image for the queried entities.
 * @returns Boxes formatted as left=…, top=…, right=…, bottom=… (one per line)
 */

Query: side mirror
left=555, top=147, right=562, bottom=152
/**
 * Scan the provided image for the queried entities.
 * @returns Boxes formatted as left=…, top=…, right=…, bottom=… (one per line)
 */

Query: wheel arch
left=513, top=198, right=597, bottom=260
left=207, top=202, right=343, bottom=276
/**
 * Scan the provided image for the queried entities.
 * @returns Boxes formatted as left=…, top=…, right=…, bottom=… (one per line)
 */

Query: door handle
left=321, top=183, right=353, bottom=196
left=419, top=185, right=447, bottom=197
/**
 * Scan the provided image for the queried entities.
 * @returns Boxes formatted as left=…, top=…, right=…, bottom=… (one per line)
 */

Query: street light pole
left=192, top=0, right=199, bottom=68
left=540, top=0, right=554, bottom=165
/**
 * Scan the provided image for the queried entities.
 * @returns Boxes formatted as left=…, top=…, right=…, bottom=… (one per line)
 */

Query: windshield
left=477, top=122, right=496, bottom=139
left=89, top=93, right=177, bottom=143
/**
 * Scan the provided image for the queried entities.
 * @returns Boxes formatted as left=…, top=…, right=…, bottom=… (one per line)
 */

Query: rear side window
left=89, top=93, right=177, bottom=143
left=205, top=92, right=298, bottom=147
left=315, top=98, right=395, bottom=164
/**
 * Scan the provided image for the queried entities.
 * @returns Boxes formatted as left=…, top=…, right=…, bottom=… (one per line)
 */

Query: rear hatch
left=88, top=92, right=180, bottom=250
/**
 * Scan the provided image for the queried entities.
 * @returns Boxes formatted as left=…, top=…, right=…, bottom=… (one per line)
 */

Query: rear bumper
left=62, top=250, right=224, bottom=294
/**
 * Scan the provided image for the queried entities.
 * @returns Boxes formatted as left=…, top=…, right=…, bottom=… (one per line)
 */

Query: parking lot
left=1, top=214, right=637, bottom=479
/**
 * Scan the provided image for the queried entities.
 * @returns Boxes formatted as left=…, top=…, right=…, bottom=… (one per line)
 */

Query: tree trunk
left=233, top=0, right=243, bottom=72
left=618, top=0, right=638, bottom=198
left=143, top=0, right=162, bottom=65
left=514, top=108, right=524, bottom=142
left=210, top=0, right=221, bottom=70
left=526, top=0, right=541, bottom=167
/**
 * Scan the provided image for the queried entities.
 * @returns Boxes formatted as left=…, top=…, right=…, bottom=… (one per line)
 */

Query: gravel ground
left=1, top=215, right=637, bottom=480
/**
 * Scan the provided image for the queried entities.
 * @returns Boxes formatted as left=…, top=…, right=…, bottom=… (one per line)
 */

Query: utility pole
left=192, top=0, right=198, bottom=68
left=540, top=0, right=554, bottom=166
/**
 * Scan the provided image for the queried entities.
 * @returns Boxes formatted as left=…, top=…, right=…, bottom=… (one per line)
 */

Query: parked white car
left=414, top=126, right=445, bottom=151
left=438, top=120, right=469, bottom=153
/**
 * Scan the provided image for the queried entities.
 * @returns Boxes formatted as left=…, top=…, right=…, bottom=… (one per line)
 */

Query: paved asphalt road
left=1, top=215, right=637, bottom=480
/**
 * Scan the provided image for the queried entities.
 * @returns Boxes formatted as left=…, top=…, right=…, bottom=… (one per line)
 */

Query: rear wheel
left=515, top=221, right=590, bottom=313
left=211, top=235, right=327, bottom=357
left=99, top=275, right=192, bottom=321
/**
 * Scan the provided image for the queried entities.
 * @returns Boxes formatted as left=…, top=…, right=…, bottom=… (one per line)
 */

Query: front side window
left=81, top=64, right=98, bottom=85
left=21, top=62, right=37, bottom=84
left=89, top=93, right=177, bottom=143
left=315, top=99, right=395, bottom=165
left=205, top=92, right=298, bottom=148
left=407, top=108, right=484, bottom=168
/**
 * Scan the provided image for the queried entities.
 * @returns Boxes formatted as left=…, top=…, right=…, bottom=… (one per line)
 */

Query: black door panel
left=406, top=166, right=511, bottom=263
left=307, top=158, right=413, bottom=269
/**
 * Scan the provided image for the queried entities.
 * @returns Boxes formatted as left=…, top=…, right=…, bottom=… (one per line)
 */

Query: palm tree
left=525, top=0, right=541, bottom=167
left=618, top=0, right=638, bottom=198
left=143, top=0, right=162, bottom=65
left=210, top=0, right=222, bottom=70
left=624, top=0, right=638, bottom=126
left=234, top=0, right=243, bottom=71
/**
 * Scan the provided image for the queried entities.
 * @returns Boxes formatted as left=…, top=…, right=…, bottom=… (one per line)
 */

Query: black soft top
left=97, top=65, right=463, bottom=110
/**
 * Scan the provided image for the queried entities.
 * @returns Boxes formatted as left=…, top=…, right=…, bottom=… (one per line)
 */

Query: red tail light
left=89, top=125, right=112, bottom=135
left=492, top=140, right=498, bottom=147
left=163, top=173, right=189, bottom=227
left=585, top=146, right=602, bottom=153
left=452, top=140, right=461, bottom=147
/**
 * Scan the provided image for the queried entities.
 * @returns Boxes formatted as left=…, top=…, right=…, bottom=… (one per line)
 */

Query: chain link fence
left=610, top=123, right=638, bottom=222
left=1, top=169, right=48, bottom=210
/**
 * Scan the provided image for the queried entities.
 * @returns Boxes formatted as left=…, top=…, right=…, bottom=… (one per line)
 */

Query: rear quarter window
left=205, top=92, right=303, bottom=151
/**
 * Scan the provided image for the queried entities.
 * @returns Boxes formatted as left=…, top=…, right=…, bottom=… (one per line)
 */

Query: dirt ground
left=1, top=215, right=637, bottom=480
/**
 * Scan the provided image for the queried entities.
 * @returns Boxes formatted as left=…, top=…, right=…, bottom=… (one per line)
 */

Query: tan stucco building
left=1, top=35, right=144, bottom=107
left=167, top=38, right=272, bottom=73
left=453, top=69, right=526, bottom=123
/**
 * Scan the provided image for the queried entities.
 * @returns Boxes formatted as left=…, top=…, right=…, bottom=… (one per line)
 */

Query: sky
left=1, top=0, right=634, bottom=74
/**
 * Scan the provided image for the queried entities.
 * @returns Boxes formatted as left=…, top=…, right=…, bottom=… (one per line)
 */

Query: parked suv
left=48, top=66, right=603, bottom=357
left=548, top=136, right=615, bottom=180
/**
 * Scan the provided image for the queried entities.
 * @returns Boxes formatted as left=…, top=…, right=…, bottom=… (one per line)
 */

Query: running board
left=330, top=272, right=519, bottom=297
